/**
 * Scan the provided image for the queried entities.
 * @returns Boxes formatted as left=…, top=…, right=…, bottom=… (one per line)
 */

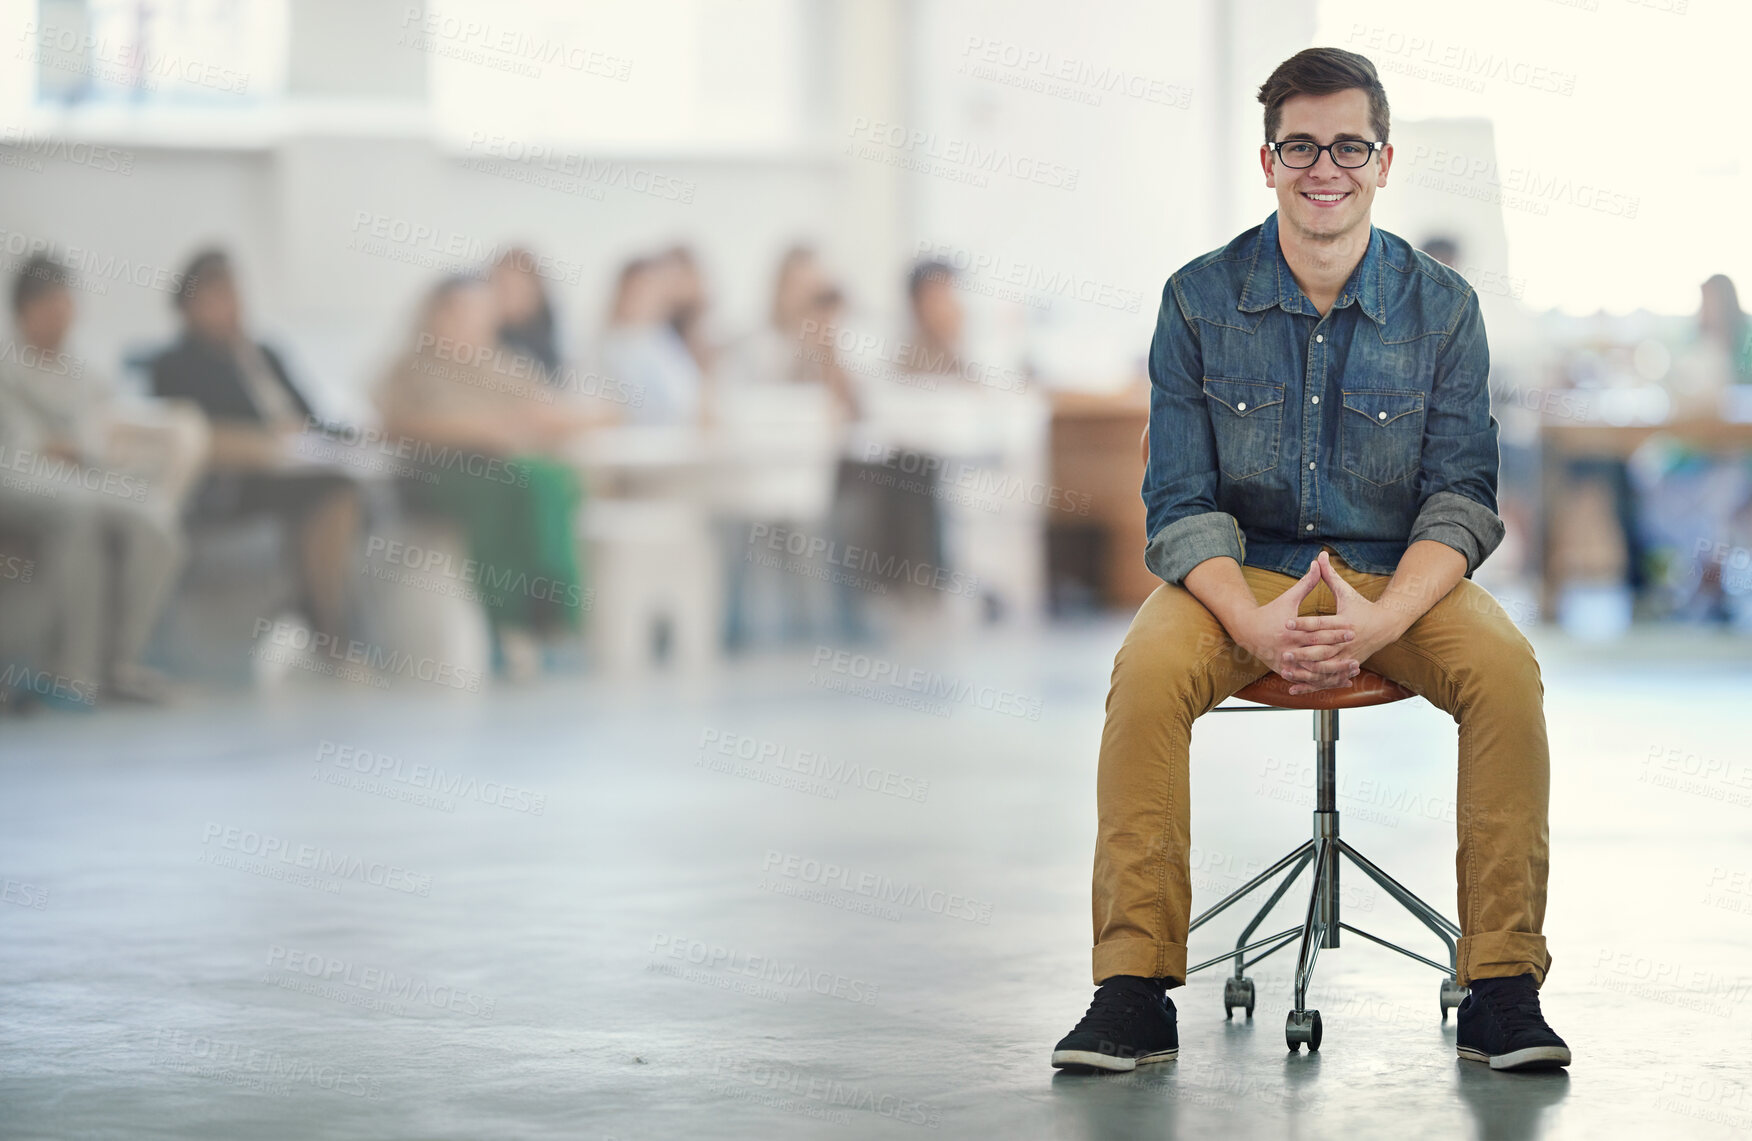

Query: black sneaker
left=1456, top=973, right=1572, bottom=1071
left=1051, top=976, right=1178, bottom=1072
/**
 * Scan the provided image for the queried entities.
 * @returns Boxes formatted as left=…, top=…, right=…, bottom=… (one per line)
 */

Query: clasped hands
left=1234, top=550, right=1405, bottom=696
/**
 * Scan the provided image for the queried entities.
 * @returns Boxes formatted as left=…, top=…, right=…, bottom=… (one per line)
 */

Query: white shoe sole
left=1458, top=1044, right=1572, bottom=1070
left=1051, top=1047, right=1178, bottom=1072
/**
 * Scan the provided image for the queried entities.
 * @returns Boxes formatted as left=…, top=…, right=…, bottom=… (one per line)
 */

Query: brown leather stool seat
left=1231, top=669, right=1414, bottom=710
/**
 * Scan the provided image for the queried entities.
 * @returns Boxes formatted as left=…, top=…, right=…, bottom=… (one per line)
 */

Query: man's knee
left=1442, top=587, right=1543, bottom=701
left=1108, top=588, right=1229, bottom=709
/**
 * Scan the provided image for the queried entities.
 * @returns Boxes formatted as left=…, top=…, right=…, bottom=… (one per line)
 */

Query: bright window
left=425, top=0, right=806, bottom=154
left=27, top=0, right=286, bottom=105
left=1316, top=0, right=1750, bottom=314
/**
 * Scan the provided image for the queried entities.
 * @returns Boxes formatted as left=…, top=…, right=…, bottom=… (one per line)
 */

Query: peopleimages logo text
left=264, top=945, right=496, bottom=1017
left=762, top=850, right=994, bottom=924
left=201, top=824, right=432, bottom=897
left=809, top=646, right=1043, bottom=721
left=315, top=740, right=547, bottom=814
left=250, top=619, right=483, bottom=692
left=303, top=418, right=529, bottom=487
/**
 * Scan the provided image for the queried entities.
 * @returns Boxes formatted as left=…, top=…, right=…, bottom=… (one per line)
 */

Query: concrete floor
left=3, top=620, right=1751, bottom=1140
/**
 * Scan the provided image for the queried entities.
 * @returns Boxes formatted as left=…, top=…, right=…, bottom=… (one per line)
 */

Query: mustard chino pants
left=1091, top=550, right=1551, bottom=988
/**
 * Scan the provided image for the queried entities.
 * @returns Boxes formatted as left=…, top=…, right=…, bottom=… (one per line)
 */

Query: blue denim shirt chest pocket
left=1339, top=387, right=1424, bottom=486
left=1202, top=376, right=1285, bottom=479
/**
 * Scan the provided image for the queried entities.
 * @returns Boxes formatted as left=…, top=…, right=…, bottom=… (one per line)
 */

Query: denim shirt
left=1143, top=210, right=1505, bottom=586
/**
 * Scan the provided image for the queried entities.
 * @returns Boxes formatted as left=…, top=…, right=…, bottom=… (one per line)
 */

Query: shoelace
left=1073, top=988, right=1150, bottom=1038
left=1486, top=987, right=1550, bottom=1037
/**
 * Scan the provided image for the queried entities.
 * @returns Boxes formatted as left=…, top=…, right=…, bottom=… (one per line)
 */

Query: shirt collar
left=1238, top=210, right=1385, bottom=324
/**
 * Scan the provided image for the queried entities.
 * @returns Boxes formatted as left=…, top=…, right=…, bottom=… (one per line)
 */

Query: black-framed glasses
left=1269, top=139, right=1382, bottom=169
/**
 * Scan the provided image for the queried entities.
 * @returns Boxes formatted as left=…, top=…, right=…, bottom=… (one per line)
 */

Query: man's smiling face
left=1261, top=87, right=1392, bottom=243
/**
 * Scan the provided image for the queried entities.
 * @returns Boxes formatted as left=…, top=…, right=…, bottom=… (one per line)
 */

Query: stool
left=1184, top=669, right=1468, bottom=1052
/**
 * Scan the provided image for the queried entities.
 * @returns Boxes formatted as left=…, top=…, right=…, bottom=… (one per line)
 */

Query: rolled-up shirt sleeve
left=1142, top=275, right=1246, bottom=586
left=1409, top=287, right=1505, bottom=576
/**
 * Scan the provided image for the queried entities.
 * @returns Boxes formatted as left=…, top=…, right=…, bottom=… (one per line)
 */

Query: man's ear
left=1376, top=142, right=1393, bottom=187
left=1260, top=144, right=1277, bottom=187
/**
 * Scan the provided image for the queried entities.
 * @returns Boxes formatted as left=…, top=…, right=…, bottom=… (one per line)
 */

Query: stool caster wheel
left=1223, top=977, right=1256, bottom=1020
left=1440, top=977, right=1469, bottom=1022
left=1286, top=1009, right=1322, bottom=1052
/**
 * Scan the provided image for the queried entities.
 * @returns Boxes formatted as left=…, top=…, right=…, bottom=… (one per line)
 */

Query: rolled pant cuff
left=1457, top=932, right=1551, bottom=987
left=1092, top=938, right=1188, bottom=988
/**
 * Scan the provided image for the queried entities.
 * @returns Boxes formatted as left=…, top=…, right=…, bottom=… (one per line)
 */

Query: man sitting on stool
left=1050, top=47, right=1568, bottom=1074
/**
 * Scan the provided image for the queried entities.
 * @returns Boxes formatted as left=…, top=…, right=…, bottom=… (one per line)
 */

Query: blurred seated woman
left=711, top=248, right=863, bottom=647
left=375, top=276, right=601, bottom=679
left=599, top=256, right=705, bottom=427
left=490, top=247, right=563, bottom=384
left=718, top=244, right=858, bottom=419
left=660, top=244, right=716, bottom=377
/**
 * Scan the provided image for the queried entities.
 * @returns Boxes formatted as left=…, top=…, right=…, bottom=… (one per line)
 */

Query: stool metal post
left=1314, top=708, right=1340, bottom=950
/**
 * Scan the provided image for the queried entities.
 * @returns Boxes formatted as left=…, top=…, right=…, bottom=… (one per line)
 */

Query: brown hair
left=1257, top=48, right=1389, bottom=145
left=174, top=247, right=233, bottom=311
left=11, top=254, right=72, bottom=315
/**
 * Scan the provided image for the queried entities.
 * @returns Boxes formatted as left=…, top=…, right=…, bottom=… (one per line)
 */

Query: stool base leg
left=1335, top=839, right=1461, bottom=963
left=1286, top=838, right=1332, bottom=1052
left=1291, top=838, right=1332, bottom=1012
left=1187, top=841, right=1315, bottom=938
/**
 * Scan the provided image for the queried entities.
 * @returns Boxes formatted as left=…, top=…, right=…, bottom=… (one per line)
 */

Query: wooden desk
left=1537, top=416, right=1752, bottom=611
left=1540, top=418, right=1752, bottom=457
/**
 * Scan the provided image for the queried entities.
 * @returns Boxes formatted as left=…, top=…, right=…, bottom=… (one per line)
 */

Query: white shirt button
left=1316, top=334, right=1324, bottom=343
left=1305, top=524, right=1315, bottom=531
left=1237, top=402, right=1247, bottom=411
left=1309, top=462, right=1316, bottom=470
left=1311, top=396, right=1319, bottom=404
left=1378, top=411, right=1388, bottom=420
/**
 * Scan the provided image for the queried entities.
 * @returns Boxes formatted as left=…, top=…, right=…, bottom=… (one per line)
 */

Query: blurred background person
left=796, top=284, right=859, bottom=417
left=600, top=255, right=706, bottom=427
left=1662, top=273, right=1750, bottom=418
left=150, top=247, right=361, bottom=643
left=714, top=247, right=861, bottom=648
left=661, top=244, right=717, bottom=378
left=5, top=254, right=209, bottom=519
left=718, top=244, right=858, bottom=416
left=1630, top=273, right=1752, bottom=627
left=894, top=257, right=1046, bottom=626
left=0, top=255, right=205, bottom=703
left=901, top=258, right=965, bottom=376
left=773, top=244, right=830, bottom=341
left=1695, top=273, right=1752, bottom=388
left=375, top=275, right=596, bottom=680
left=815, top=258, right=974, bottom=635
left=490, top=246, right=563, bottom=384
left=1421, top=235, right=1460, bottom=269
left=720, top=244, right=822, bottom=385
